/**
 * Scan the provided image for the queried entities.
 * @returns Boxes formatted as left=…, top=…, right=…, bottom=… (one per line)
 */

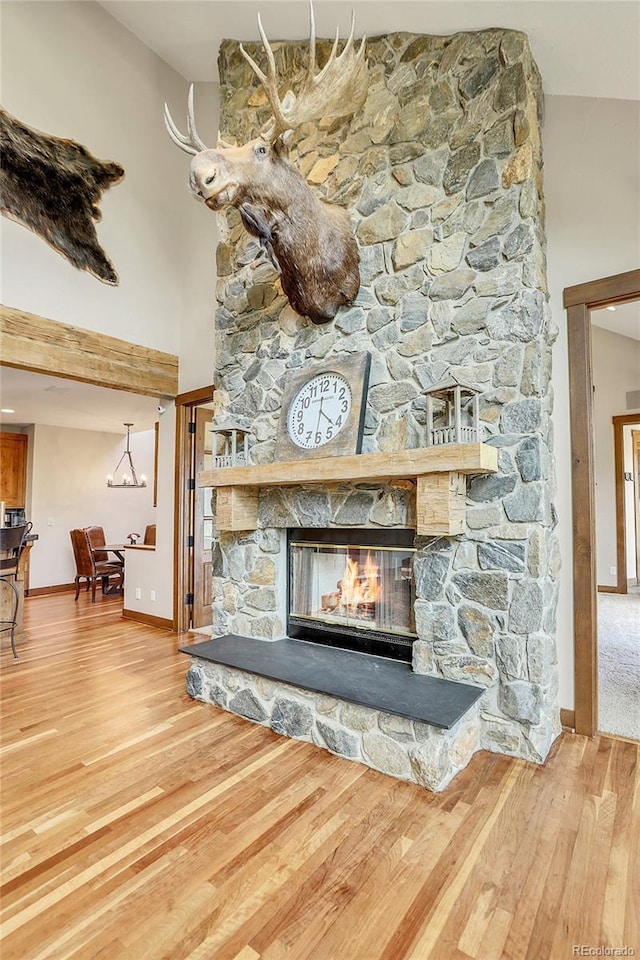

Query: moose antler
left=239, top=0, right=367, bottom=142
left=164, top=84, right=209, bottom=156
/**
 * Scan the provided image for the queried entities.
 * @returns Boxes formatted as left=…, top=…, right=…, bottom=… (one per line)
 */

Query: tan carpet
left=598, top=593, right=640, bottom=740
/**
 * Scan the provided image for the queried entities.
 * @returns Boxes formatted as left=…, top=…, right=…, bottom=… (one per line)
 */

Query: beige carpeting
left=598, top=592, right=640, bottom=740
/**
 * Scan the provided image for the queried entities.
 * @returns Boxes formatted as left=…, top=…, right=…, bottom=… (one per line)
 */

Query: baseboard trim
left=122, top=608, right=173, bottom=630
left=26, top=582, right=75, bottom=597
left=560, top=708, right=576, bottom=731
left=597, top=585, right=618, bottom=594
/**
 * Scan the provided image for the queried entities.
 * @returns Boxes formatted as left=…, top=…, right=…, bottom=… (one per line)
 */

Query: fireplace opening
left=287, top=528, right=416, bottom=662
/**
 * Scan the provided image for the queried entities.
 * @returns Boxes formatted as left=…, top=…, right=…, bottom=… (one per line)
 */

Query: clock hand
left=319, top=408, right=334, bottom=425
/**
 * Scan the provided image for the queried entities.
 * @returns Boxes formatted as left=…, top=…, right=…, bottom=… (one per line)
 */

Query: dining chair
left=69, top=528, right=123, bottom=602
left=0, top=523, right=32, bottom=658
left=143, top=524, right=156, bottom=546
left=85, top=526, right=124, bottom=569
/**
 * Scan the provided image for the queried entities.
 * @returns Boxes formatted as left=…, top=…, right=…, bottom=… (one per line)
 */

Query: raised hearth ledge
left=198, top=443, right=498, bottom=535
left=181, top=635, right=486, bottom=792
left=180, top=634, right=484, bottom=729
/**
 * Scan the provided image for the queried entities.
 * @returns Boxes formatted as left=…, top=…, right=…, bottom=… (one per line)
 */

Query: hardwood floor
left=1, top=593, right=638, bottom=959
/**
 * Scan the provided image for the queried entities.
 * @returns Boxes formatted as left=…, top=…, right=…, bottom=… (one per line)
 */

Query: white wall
left=0, top=2, right=220, bottom=622
left=545, top=94, right=640, bottom=709
left=0, top=0, right=216, bottom=377
left=123, top=406, right=175, bottom=621
left=590, top=327, right=640, bottom=586
left=29, top=424, right=156, bottom=588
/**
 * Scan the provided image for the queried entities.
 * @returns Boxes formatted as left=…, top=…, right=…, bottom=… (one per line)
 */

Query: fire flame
left=339, top=552, right=379, bottom=611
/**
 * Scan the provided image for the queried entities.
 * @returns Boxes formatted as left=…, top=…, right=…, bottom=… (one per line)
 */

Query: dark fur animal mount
left=164, top=5, right=368, bottom=324
left=0, top=106, right=124, bottom=284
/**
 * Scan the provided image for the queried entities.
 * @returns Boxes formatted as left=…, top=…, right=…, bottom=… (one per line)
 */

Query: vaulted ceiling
left=98, top=0, right=639, bottom=99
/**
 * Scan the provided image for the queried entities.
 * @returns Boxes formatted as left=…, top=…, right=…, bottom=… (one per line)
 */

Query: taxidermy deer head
left=164, top=3, right=368, bottom=324
left=0, top=106, right=123, bottom=284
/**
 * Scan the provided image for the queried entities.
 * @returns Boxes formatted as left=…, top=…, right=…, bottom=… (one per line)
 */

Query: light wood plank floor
left=1, top=592, right=638, bottom=959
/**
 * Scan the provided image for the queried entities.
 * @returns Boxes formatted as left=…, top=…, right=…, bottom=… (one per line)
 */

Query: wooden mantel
left=198, top=443, right=498, bottom=536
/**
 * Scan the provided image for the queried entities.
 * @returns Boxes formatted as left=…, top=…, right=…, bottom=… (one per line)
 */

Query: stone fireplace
left=183, top=26, right=562, bottom=791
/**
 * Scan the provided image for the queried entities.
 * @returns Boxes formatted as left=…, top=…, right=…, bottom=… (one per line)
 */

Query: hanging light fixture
left=106, top=423, right=147, bottom=488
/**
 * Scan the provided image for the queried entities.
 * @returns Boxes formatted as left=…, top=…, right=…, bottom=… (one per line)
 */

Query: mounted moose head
left=164, top=5, right=368, bottom=324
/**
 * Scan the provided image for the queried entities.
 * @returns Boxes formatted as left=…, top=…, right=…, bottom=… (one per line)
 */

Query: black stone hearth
left=180, top=634, right=484, bottom=730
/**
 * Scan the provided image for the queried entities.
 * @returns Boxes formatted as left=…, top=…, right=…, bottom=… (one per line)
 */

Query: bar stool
left=0, top=523, right=31, bottom=658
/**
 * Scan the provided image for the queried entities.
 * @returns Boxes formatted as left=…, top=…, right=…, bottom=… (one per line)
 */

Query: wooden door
left=192, top=407, right=214, bottom=629
left=0, top=433, right=28, bottom=507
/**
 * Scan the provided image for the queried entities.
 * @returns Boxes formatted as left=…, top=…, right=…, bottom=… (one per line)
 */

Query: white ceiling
left=99, top=0, right=640, bottom=100
left=0, top=367, right=160, bottom=435
left=591, top=300, right=640, bottom=342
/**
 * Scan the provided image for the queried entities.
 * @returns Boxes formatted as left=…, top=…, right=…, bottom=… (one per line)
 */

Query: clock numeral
left=339, top=387, right=346, bottom=400
left=326, top=426, right=333, bottom=440
left=303, top=396, right=311, bottom=409
left=335, top=415, right=342, bottom=428
left=341, top=400, right=348, bottom=413
left=305, top=431, right=312, bottom=444
left=297, top=423, right=303, bottom=435
left=315, top=431, right=322, bottom=445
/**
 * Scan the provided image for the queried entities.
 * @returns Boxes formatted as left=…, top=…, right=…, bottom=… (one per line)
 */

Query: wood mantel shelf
left=198, top=442, right=497, bottom=536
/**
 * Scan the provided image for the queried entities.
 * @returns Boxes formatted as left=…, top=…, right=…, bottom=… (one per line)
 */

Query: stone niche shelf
left=198, top=442, right=498, bottom=536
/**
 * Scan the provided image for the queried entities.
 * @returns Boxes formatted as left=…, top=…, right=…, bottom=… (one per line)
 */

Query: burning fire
left=339, top=552, right=379, bottom=612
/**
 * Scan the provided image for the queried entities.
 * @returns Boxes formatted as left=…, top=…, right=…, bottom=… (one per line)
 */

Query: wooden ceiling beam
left=0, top=303, right=179, bottom=398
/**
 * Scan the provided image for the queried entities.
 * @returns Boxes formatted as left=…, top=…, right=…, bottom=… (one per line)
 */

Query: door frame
left=564, top=268, right=640, bottom=736
left=613, top=414, right=640, bottom=593
left=173, top=384, right=214, bottom=633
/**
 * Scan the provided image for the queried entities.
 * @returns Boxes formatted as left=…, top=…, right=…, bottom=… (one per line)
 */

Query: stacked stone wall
left=207, top=27, right=561, bottom=777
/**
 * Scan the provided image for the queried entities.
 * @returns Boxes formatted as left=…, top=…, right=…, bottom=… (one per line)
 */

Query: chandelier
left=106, top=423, right=147, bottom=488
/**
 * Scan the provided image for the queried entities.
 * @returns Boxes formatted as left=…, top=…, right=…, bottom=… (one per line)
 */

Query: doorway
left=612, top=415, right=640, bottom=593
left=174, top=386, right=215, bottom=633
left=564, top=268, right=640, bottom=736
left=633, top=429, right=640, bottom=589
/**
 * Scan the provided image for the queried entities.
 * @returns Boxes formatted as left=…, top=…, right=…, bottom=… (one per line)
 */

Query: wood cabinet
left=0, top=432, right=28, bottom=507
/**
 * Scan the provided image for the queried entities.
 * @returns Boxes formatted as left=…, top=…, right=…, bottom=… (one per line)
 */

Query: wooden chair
left=85, top=526, right=124, bottom=569
left=0, top=523, right=31, bottom=658
left=143, top=524, right=156, bottom=546
left=69, top=528, right=123, bottom=602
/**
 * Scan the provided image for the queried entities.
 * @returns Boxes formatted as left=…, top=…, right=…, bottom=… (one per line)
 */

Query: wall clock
left=276, top=353, right=371, bottom=461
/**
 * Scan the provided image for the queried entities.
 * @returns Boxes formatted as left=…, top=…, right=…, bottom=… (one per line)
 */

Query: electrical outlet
left=609, top=566, right=616, bottom=576
left=135, top=587, right=142, bottom=600
left=150, top=590, right=156, bottom=602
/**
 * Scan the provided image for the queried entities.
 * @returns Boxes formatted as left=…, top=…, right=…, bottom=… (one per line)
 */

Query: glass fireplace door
left=289, top=537, right=416, bottom=656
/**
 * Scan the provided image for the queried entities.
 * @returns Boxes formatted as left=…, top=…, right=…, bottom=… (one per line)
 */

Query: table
left=96, top=543, right=126, bottom=594
left=103, top=544, right=126, bottom=564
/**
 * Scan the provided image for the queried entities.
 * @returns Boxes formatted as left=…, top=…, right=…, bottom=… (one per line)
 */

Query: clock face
left=287, top=373, right=352, bottom=449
